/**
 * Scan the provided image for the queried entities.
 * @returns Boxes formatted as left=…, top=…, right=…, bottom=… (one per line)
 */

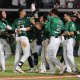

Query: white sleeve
left=6, top=25, right=12, bottom=30
left=20, top=28, right=26, bottom=31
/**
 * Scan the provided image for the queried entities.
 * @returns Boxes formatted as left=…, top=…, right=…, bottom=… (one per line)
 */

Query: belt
left=53, top=36, right=59, bottom=38
left=51, top=36, right=59, bottom=38
left=64, top=37, right=73, bottom=40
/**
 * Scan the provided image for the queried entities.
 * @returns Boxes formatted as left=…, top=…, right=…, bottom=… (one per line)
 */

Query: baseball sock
left=33, top=52, right=38, bottom=66
left=18, top=61, right=24, bottom=68
left=60, top=55, right=64, bottom=63
left=28, top=56, right=34, bottom=68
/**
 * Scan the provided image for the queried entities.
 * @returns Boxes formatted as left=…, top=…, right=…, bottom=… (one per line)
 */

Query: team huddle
left=0, top=8, right=80, bottom=76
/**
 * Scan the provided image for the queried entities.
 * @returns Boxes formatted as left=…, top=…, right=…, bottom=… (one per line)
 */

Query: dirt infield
left=0, top=75, right=78, bottom=80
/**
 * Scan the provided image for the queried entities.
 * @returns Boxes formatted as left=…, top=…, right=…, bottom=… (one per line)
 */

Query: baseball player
left=0, top=10, right=12, bottom=72
left=76, top=12, right=80, bottom=56
left=61, top=13, right=78, bottom=73
left=0, top=21, right=6, bottom=72
left=0, top=10, right=13, bottom=72
left=47, top=9, right=66, bottom=74
left=74, top=12, right=80, bottom=77
left=39, top=15, right=50, bottom=73
left=0, top=10, right=12, bottom=60
left=12, top=8, right=31, bottom=73
left=27, top=12, right=42, bottom=72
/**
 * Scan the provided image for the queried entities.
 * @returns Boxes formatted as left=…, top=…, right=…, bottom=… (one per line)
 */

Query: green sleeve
left=70, top=22, right=76, bottom=32
left=12, top=20, right=17, bottom=31
left=0, top=21, right=6, bottom=31
left=47, top=15, right=52, bottom=22
left=25, top=17, right=31, bottom=27
left=60, top=21, right=64, bottom=30
left=45, top=21, right=50, bottom=32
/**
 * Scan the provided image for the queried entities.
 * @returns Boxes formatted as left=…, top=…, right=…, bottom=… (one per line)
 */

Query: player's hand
left=77, top=31, right=80, bottom=35
left=15, top=28, right=21, bottom=33
left=30, top=18, right=35, bottom=25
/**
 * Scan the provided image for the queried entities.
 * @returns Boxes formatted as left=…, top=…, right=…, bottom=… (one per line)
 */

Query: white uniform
left=40, top=39, right=49, bottom=72
left=0, top=38, right=11, bottom=71
left=0, top=20, right=12, bottom=71
left=47, top=37, right=63, bottom=73
left=62, top=21, right=77, bottom=72
left=62, top=38, right=77, bottom=72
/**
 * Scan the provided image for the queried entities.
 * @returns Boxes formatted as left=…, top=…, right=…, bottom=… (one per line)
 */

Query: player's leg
left=40, top=40, right=47, bottom=73
left=27, top=42, right=35, bottom=72
left=40, top=39, right=49, bottom=73
left=62, top=40, right=72, bottom=73
left=1, top=39, right=11, bottom=60
left=16, top=36, right=30, bottom=73
left=60, top=36, right=65, bottom=63
left=60, top=55, right=64, bottom=63
left=37, top=45, right=42, bottom=56
left=14, top=37, right=21, bottom=72
left=47, top=37, right=65, bottom=74
left=0, top=40, right=5, bottom=72
left=78, top=41, right=80, bottom=56
left=28, top=55, right=34, bottom=71
left=67, top=38, right=78, bottom=72
left=32, top=40, right=38, bottom=69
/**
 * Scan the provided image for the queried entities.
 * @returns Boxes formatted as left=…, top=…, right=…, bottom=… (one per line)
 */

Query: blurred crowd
left=0, top=0, right=80, bottom=9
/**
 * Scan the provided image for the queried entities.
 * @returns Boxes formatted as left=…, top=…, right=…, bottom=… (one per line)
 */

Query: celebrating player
left=47, top=9, right=66, bottom=74
left=61, top=13, right=78, bottom=73
left=12, top=8, right=31, bottom=73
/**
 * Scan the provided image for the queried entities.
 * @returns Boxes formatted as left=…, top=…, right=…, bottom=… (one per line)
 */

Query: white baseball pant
left=0, top=39, right=5, bottom=71
left=14, top=36, right=30, bottom=70
left=63, top=38, right=77, bottom=71
left=30, top=39, right=37, bottom=54
left=47, top=36, right=63, bottom=73
left=40, top=39, right=49, bottom=72
left=62, top=38, right=72, bottom=72
left=0, top=39, right=11, bottom=60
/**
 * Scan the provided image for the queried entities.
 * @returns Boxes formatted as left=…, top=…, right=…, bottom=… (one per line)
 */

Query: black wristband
left=74, top=31, right=77, bottom=35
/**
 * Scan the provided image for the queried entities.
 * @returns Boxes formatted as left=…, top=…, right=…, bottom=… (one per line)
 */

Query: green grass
left=0, top=56, right=80, bottom=80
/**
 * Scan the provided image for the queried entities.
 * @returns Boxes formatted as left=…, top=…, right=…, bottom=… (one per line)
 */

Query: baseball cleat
left=39, top=70, right=46, bottom=73
left=15, top=66, right=25, bottom=73
left=34, top=66, right=39, bottom=72
left=28, top=68, right=35, bottom=72
left=65, top=67, right=72, bottom=73
left=60, top=65, right=66, bottom=74
left=72, top=70, right=80, bottom=74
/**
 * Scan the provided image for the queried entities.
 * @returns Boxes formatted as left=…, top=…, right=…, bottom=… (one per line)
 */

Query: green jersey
left=75, top=22, right=80, bottom=40
left=0, top=19, right=9, bottom=32
left=0, top=21, right=6, bottom=32
left=12, top=17, right=31, bottom=37
left=48, top=16, right=64, bottom=37
left=64, top=21, right=76, bottom=38
left=1, top=19, right=8, bottom=26
left=41, top=21, right=50, bottom=40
